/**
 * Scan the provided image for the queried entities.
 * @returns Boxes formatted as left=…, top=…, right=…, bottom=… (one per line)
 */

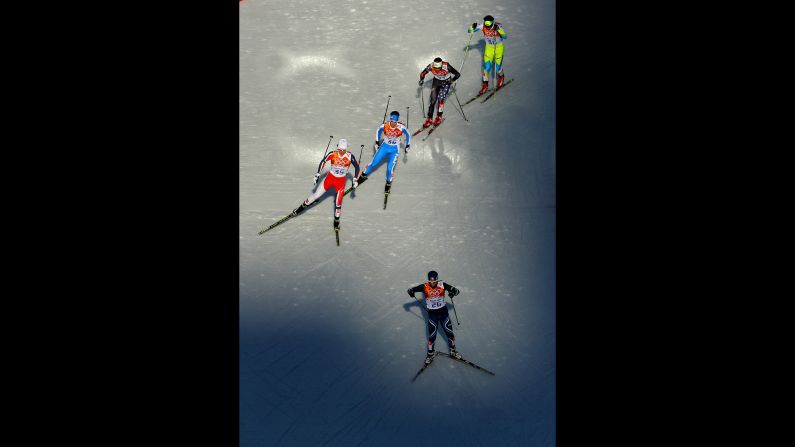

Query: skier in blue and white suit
left=353, top=110, right=410, bottom=197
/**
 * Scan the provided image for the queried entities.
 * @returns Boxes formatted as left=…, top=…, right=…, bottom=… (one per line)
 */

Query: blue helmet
left=389, top=110, right=400, bottom=121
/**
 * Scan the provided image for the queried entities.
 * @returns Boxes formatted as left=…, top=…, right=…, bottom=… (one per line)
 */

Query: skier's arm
left=407, top=284, right=424, bottom=297
left=444, top=282, right=460, bottom=297
left=497, top=25, right=508, bottom=40
left=374, top=124, right=384, bottom=146
left=419, top=65, right=430, bottom=84
left=350, top=153, right=361, bottom=179
left=468, top=23, right=481, bottom=33
left=402, top=125, right=411, bottom=148
left=316, top=152, right=332, bottom=174
left=448, top=65, right=461, bottom=83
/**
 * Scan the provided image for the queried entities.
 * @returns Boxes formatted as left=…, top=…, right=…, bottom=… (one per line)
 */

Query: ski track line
left=279, top=347, right=321, bottom=381
left=360, top=305, right=400, bottom=331
left=313, top=365, right=361, bottom=403
left=354, top=391, right=397, bottom=447
left=319, top=414, right=361, bottom=447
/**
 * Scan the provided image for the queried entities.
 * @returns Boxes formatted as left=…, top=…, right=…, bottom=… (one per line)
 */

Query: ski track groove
left=279, top=347, right=320, bottom=381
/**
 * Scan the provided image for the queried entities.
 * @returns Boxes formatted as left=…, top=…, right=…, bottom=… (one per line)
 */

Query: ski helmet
left=337, top=138, right=348, bottom=150
left=483, top=15, right=495, bottom=27
left=389, top=111, right=400, bottom=121
left=432, top=57, right=443, bottom=69
left=427, top=270, right=439, bottom=282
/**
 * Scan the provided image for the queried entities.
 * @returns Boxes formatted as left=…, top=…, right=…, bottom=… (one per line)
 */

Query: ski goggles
left=484, top=20, right=494, bottom=27
left=432, top=61, right=443, bottom=68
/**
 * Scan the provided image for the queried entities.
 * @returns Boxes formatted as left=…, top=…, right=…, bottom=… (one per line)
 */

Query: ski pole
left=381, top=95, right=391, bottom=123
left=420, top=86, right=426, bottom=119
left=319, top=135, right=333, bottom=168
left=351, top=143, right=364, bottom=193
left=411, top=294, right=427, bottom=318
left=448, top=32, right=474, bottom=123
left=453, top=89, right=468, bottom=122
left=373, top=96, right=391, bottom=154
left=450, top=296, right=461, bottom=325
left=451, top=31, right=475, bottom=96
left=460, top=30, right=475, bottom=74
left=406, top=106, right=410, bottom=143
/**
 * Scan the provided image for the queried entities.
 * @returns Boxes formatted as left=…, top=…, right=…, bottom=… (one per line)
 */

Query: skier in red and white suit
left=291, top=138, right=360, bottom=231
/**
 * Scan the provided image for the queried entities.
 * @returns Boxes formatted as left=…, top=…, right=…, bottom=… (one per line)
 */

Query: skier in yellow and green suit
left=468, top=15, right=508, bottom=95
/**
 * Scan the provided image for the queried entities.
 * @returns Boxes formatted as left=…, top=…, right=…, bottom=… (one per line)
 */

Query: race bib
left=426, top=296, right=445, bottom=310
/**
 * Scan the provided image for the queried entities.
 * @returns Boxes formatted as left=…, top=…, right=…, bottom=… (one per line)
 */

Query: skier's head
left=483, top=15, right=495, bottom=28
left=432, top=57, right=443, bottom=69
left=389, top=111, right=400, bottom=122
left=336, top=138, right=348, bottom=151
left=427, top=270, right=439, bottom=285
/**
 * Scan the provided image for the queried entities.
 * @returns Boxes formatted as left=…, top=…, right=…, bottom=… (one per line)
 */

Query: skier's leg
left=426, top=318, right=438, bottom=352
left=427, top=86, right=439, bottom=118
left=385, top=147, right=399, bottom=184
left=436, top=83, right=450, bottom=122
left=331, top=179, right=345, bottom=228
left=363, top=146, right=388, bottom=176
left=482, top=44, right=495, bottom=82
left=495, top=43, right=505, bottom=88
left=479, top=45, right=494, bottom=94
left=442, top=315, right=456, bottom=350
left=293, top=180, right=327, bottom=215
left=495, top=42, right=505, bottom=75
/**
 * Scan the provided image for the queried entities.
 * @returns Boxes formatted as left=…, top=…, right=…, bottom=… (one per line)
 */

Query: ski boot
left=424, top=350, right=436, bottom=365
left=291, top=202, right=309, bottom=217
left=497, top=73, right=505, bottom=90
left=384, top=181, right=392, bottom=194
left=449, top=348, right=462, bottom=360
left=356, top=172, right=369, bottom=186
left=433, top=115, right=442, bottom=126
left=423, top=116, right=433, bottom=128
left=478, top=81, right=489, bottom=95
left=333, top=216, right=340, bottom=230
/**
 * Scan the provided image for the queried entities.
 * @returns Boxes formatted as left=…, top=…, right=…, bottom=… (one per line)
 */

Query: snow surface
left=240, top=0, right=555, bottom=445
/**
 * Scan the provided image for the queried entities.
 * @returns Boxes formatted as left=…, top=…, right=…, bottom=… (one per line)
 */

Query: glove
left=450, top=288, right=459, bottom=297
left=352, top=180, right=358, bottom=190
left=404, top=144, right=410, bottom=154
left=472, top=22, right=478, bottom=29
left=407, top=289, right=415, bottom=297
left=312, top=173, right=320, bottom=185
left=418, top=79, right=424, bottom=86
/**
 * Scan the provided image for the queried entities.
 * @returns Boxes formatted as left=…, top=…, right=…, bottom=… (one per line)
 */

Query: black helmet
left=427, top=270, right=439, bottom=281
